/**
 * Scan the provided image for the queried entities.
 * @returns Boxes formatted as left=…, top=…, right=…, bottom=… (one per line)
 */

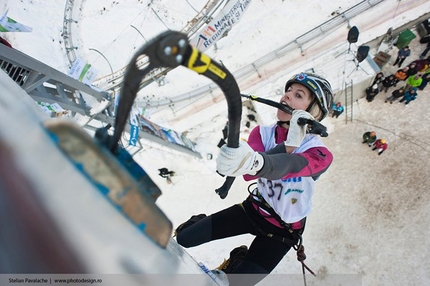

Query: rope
left=293, top=237, right=316, bottom=286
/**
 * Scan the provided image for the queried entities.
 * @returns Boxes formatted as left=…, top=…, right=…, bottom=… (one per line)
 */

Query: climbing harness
left=247, top=183, right=317, bottom=286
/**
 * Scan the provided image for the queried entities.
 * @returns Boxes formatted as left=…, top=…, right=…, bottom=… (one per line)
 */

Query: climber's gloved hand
left=216, top=140, right=264, bottom=177
left=284, top=110, right=315, bottom=148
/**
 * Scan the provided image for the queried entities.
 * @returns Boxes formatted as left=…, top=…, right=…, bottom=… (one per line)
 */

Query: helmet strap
left=306, top=98, right=317, bottom=114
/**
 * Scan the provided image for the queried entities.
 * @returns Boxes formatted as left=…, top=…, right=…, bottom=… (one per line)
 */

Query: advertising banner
left=0, top=10, right=32, bottom=32
left=68, top=58, right=98, bottom=85
left=190, top=0, right=252, bottom=51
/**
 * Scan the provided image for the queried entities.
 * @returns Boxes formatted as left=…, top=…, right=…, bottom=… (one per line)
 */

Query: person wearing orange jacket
left=394, top=67, right=409, bottom=85
left=372, top=139, right=388, bottom=155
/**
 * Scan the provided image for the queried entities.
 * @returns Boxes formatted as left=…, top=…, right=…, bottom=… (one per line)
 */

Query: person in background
left=410, top=57, right=429, bottom=72
left=385, top=87, right=405, bottom=104
left=419, top=41, right=430, bottom=59
left=331, top=102, right=344, bottom=118
left=175, top=73, right=334, bottom=285
left=371, top=71, right=384, bottom=90
left=404, top=74, right=422, bottom=92
left=418, top=72, right=430, bottom=90
left=362, top=131, right=377, bottom=147
left=394, top=67, right=409, bottom=85
left=399, top=87, right=418, bottom=105
left=158, top=168, right=175, bottom=184
left=372, top=139, right=388, bottom=155
left=365, top=84, right=379, bottom=102
left=406, top=62, right=418, bottom=77
left=381, top=74, right=397, bottom=93
left=393, top=46, right=411, bottom=68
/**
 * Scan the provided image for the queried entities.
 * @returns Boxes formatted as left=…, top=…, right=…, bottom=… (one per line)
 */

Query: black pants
left=176, top=197, right=304, bottom=283
left=332, top=110, right=342, bottom=118
left=420, top=46, right=430, bottom=59
left=393, top=56, right=406, bottom=67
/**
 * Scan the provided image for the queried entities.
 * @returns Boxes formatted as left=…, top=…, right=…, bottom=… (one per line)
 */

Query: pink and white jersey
left=257, top=124, right=326, bottom=223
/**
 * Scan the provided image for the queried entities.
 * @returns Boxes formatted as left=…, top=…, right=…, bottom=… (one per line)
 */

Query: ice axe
left=93, top=30, right=242, bottom=200
left=241, top=94, right=329, bottom=137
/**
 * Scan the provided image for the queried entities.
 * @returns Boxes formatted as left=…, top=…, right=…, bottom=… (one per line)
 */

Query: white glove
left=284, top=110, right=315, bottom=148
left=216, top=140, right=264, bottom=177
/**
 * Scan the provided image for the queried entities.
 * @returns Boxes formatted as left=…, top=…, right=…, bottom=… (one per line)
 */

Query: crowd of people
left=360, top=38, right=430, bottom=157
left=364, top=42, right=430, bottom=106
left=331, top=34, right=430, bottom=158
left=359, top=40, right=430, bottom=156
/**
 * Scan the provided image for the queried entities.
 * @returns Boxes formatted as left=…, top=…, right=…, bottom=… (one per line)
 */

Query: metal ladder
left=344, top=80, right=354, bottom=123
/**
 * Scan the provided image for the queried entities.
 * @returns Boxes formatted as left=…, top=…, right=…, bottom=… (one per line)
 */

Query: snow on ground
left=3, top=0, right=430, bottom=285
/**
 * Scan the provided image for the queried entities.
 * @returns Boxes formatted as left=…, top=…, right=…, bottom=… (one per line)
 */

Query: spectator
left=394, top=67, right=409, bottom=85
left=410, top=57, right=429, bottom=72
left=381, top=74, right=396, bottom=92
left=158, top=168, right=175, bottom=184
left=372, top=139, right=388, bottom=155
left=406, top=62, right=418, bottom=77
left=404, top=74, right=423, bottom=92
left=362, top=131, right=377, bottom=147
left=365, top=84, right=379, bottom=102
left=418, top=72, right=430, bottom=90
left=419, top=41, right=430, bottom=59
left=385, top=87, right=405, bottom=104
left=399, top=87, right=418, bottom=105
left=393, top=46, right=411, bottom=67
left=331, top=102, right=344, bottom=118
left=371, top=72, right=384, bottom=90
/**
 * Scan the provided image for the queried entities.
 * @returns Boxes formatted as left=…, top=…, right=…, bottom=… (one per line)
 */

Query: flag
left=68, top=58, right=99, bottom=85
left=190, top=0, right=252, bottom=51
left=128, top=107, right=140, bottom=146
left=0, top=10, right=32, bottom=32
left=129, top=125, right=139, bottom=146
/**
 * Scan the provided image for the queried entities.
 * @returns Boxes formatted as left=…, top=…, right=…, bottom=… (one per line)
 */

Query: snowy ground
left=3, top=0, right=430, bottom=285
